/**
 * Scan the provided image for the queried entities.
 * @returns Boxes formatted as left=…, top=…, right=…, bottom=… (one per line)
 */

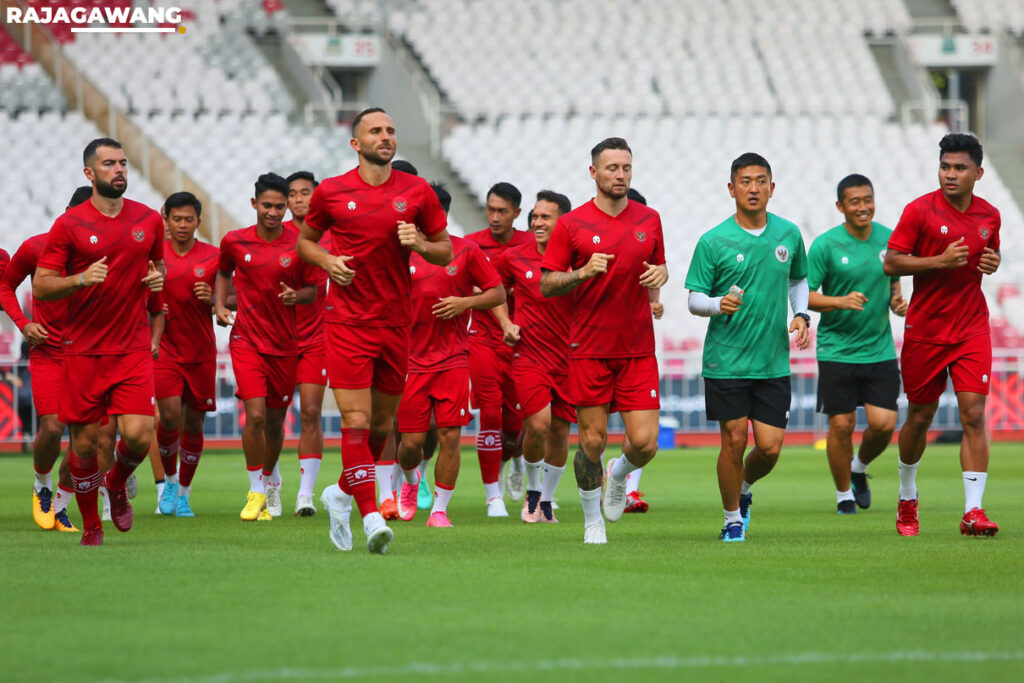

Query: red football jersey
left=889, top=189, right=1000, bottom=344
left=465, top=228, right=535, bottom=346
left=284, top=220, right=330, bottom=350
left=160, top=239, right=219, bottom=362
left=37, top=198, right=164, bottom=356
left=497, top=239, right=572, bottom=374
left=407, top=236, right=501, bottom=372
left=541, top=199, right=665, bottom=359
left=218, top=226, right=319, bottom=357
left=0, top=234, right=67, bottom=354
left=303, top=168, right=448, bottom=328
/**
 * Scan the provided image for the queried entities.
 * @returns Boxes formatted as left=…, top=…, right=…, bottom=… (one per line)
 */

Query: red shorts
left=396, top=366, right=470, bottom=432
left=59, top=349, right=155, bottom=425
left=513, top=362, right=576, bottom=424
left=325, top=323, right=407, bottom=395
left=901, top=335, right=991, bottom=405
left=469, top=340, right=518, bottom=414
left=29, top=349, right=62, bottom=416
left=296, top=342, right=328, bottom=386
left=568, top=355, right=661, bottom=412
left=230, top=340, right=296, bottom=409
left=154, top=356, right=216, bottom=412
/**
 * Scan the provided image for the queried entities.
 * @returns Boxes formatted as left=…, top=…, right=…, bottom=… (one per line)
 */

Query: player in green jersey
left=808, top=174, right=907, bottom=515
left=685, top=153, right=810, bottom=543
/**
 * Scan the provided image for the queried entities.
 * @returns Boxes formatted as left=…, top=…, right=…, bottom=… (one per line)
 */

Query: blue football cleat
left=719, top=522, right=745, bottom=543
left=176, top=494, right=195, bottom=518
left=417, top=474, right=433, bottom=510
left=159, top=481, right=179, bottom=515
left=739, top=492, right=753, bottom=532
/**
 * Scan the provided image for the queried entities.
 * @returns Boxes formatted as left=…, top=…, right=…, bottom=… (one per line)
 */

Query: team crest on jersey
left=89, top=235, right=98, bottom=245
left=525, top=270, right=534, bottom=279
left=636, top=230, right=646, bottom=242
left=347, top=201, right=356, bottom=211
left=841, top=256, right=849, bottom=265
left=979, top=226, right=991, bottom=240
left=393, top=196, right=408, bottom=213
left=940, top=225, right=948, bottom=235
left=775, top=245, right=790, bottom=263
left=592, top=235, right=601, bottom=245
left=193, top=266, right=205, bottom=277
left=280, top=255, right=292, bottom=267
left=132, top=229, right=145, bottom=242
left=446, top=264, right=458, bottom=276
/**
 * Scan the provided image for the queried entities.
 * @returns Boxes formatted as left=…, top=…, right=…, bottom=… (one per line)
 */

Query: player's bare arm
left=214, top=270, right=235, bottom=326
left=540, top=252, right=614, bottom=297
left=808, top=290, right=867, bottom=312
left=150, top=309, right=165, bottom=359
left=889, top=280, right=908, bottom=316
left=296, top=224, right=356, bottom=286
left=432, top=283, right=506, bottom=320
left=398, top=223, right=453, bottom=266
left=491, top=303, right=521, bottom=345
left=639, top=261, right=668, bottom=289
left=142, top=259, right=166, bottom=292
left=649, top=288, right=664, bottom=319
left=279, top=282, right=316, bottom=307
left=883, top=238, right=969, bottom=276
left=32, top=257, right=107, bottom=300
left=978, top=247, right=1000, bottom=275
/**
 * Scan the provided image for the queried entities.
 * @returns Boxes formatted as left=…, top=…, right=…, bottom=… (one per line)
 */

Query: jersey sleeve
left=684, top=236, right=715, bottom=295
left=417, top=182, right=448, bottom=237
left=649, top=212, right=666, bottom=266
left=807, top=236, right=827, bottom=291
left=147, top=214, right=164, bottom=262
left=790, top=231, right=808, bottom=280
left=37, top=218, right=70, bottom=272
left=888, top=201, right=922, bottom=254
left=540, top=217, right=573, bottom=272
left=303, top=185, right=330, bottom=234
left=467, top=243, right=502, bottom=290
left=495, top=250, right=515, bottom=288
left=0, top=242, right=36, bottom=330
left=217, top=235, right=236, bottom=275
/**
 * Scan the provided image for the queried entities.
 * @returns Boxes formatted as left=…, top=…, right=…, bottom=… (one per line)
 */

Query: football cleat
left=104, top=475, right=133, bottom=532
left=176, top=495, right=195, bottom=518
left=508, top=462, right=524, bottom=502
left=486, top=496, right=509, bottom=518
left=256, top=507, right=272, bottom=521
left=583, top=520, right=607, bottom=544
left=158, top=480, right=178, bottom=515
left=266, top=484, right=283, bottom=517
left=850, top=471, right=872, bottom=509
left=397, top=474, right=419, bottom=522
left=380, top=496, right=399, bottom=521
left=897, top=498, right=919, bottom=536
left=417, top=474, right=433, bottom=510
left=602, top=458, right=627, bottom=523
left=294, top=494, right=316, bottom=517
left=53, top=509, right=79, bottom=532
left=240, top=491, right=267, bottom=521
left=539, top=500, right=558, bottom=523
left=80, top=526, right=104, bottom=546
left=426, top=511, right=453, bottom=528
left=719, top=522, right=745, bottom=543
left=623, top=490, right=648, bottom=513
left=739, top=492, right=753, bottom=532
left=125, top=472, right=138, bottom=500
left=33, top=487, right=55, bottom=530
left=960, top=508, right=998, bottom=537
left=320, top=484, right=353, bottom=551
left=363, top=512, right=394, bottom=554
left=837, top=499, right=857, bottom=515
left=521, top=490, right=542, bottom=523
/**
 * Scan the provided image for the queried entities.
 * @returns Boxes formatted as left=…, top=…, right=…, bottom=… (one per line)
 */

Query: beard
left=599, top=182, right=628, bottom=200
left=95, top=177, right=127, bottom=199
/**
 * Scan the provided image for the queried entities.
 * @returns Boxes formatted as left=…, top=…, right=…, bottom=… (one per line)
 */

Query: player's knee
left=830, top=414, right=856, bottom=440
left=183, top=411, right=205, bottom=434
left=579, top=430, right=606, bottom=458
left=299, top=402, right=321, bottom=428
left=246, top=407, right=268, bottom=429
left=37, top=415, right=63, bottom=441
left=906, top=406, right=936, bottom=431
left=760, top=442, right=783, bottom=460
left=868, top=414, right=897, bottom=436
left=959, top=402, right=986, bottom=431
left=721, top=428, right=747, bottom=455
left=401, top=432, right=426, bottom=452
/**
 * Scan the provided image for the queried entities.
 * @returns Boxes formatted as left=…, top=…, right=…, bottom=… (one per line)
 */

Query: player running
left=34, top=138, right=166, bottom=546
left=153, top=192, right=219, bottom=518
left=685, top=152, right=810, bottom=543
left=884, top=133, right=1002, bottom=537
left=497, top=190, right=574, bottom=523
left=215, top=173, right=318, bottom=522
left=808, top=174, right=906, bottom=515
left=297, top=107, right=452, bottom=554
left=285, top=171, right=329, bottom=516
left=540, top=138, right=668, bottom=544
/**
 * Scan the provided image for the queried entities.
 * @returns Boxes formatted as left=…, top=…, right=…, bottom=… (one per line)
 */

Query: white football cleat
left=602, top=458, right=627, bottom=523
left=320, top=484, right=353, bottom=551
left=266, top=483, right=282, bottom=517
left=508, top=465, right=524, bottom=502
left=294, top=493, right=316, bottom=517
left=363, top=511, right=394, bottom=554
left=486, top=496, right=509, bottom=518
left=583, top=520, right=607, bottom=544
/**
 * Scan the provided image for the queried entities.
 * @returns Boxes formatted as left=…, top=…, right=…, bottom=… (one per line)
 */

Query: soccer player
left=153, top=192, right=218, bottom=518
left=540, top=138, right=668, bottom=544
left=285, top=171, right=328, bottom=516
left=685, top=152, right=810, bottom=543
left=33, top=138, right=166, bottom=546
left=0, top=187, right=94, bottom=532
left=497, top=190, right=574, bottom=523
left=297, top=107, right=452, bottom=554
left=395, top=202, right=506, bottom=526
left=808, top=174, right=907, bottom=515
left=884, top=133, right=1002, bottom=537
left=465, top=182, right=534, bottom=515
left=215, top=173, right=317, bottom=522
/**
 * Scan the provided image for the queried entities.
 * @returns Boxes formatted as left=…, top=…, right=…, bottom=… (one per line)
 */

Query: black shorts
left=817, top=359, right=900, bottom=415
left=704, top=377, right=791, bottom=429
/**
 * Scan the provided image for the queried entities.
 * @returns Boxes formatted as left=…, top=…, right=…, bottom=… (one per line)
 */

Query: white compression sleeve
left=688, top=290, right=723, bottom=317
left=789, top=278, right=809, bottom=316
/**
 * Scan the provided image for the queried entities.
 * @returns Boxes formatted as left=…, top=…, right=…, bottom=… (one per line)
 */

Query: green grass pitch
left=1, top=443, right=1022, bottom=682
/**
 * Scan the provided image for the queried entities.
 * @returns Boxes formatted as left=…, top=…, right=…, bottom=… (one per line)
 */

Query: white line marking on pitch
left=112, top=650, right=1024, bottom=683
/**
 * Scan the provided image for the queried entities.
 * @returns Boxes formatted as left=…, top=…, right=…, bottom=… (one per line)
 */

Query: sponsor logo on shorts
left=736, top=254, right=744, bottom=263
left=636, top=230, right=646, bottom=242
left=841, top=256, right=849, bottom=265
left=785, top=410, right=790, bottom=419
left=393, top=197, right=407, bottom=213
left=775, top=245, right=789, bottom=263
left=525, top=270, right=533, bottom=279
left=280, top=255, right=292, bottom=267
left=133, top=229, right=146, bottom=242
left=244, top=254, right=252, bottom=263
left=940, top=225, right=948, bottom=235
left=878, top=249, right=886, bottom=263
left=347, top=201, right=356, bottom=211
left=979, top=226, right=990, bottom=240
left=89, top=235, right=98, bottom=245
left=446, top=264, right=458, bottom=276
left=982, top=374, right=989, bottom=383
left=193, top=266, right=205, bottom=277
left=592, top=235, right=601, bottom=245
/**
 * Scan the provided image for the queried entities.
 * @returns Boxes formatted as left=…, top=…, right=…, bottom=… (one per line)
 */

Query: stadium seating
left=951, top=0, right=1024, bottom=36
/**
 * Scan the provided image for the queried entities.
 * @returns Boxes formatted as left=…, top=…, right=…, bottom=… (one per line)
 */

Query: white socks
left=376, top=463, right=394, bottom=504
left=579, top=487, right=602, bottom=527
left=541, top=463, right=564, bottom=502
left=851, top=454, right=868, bottom=474
left=610, top=454, right=639, bottom=482
left=484, top=481, right=501, bottom=500
left=898, top=460, right=919, bottom=500
left=625, top=468, right=642, bottom=495
left=54, top=486, right=72, bottom=514
left=266, top=463, right=282, bottom=488
left=741, top=481, right=752, bottom=496
left=402, top=467, right=418, bottom=486
left=417, top=459, right=429, bottom=478
left=34, top=470, right=52, bottom=492
left=525, top=460, right=542, bottom=491
left=837, top=489, right=855, bottom=503
left=180, top=484, right=191, bottom=498
left=432, top=486, right=453, bottom=514
left=723, top=508, right=742, bottom=525
left=246, top=469, right=264, bottom=494
left=165, top=472, right=179, bottom=485
left=298, top=456, right=321, bottom=497
left=963, top=471, right=987, bottom=513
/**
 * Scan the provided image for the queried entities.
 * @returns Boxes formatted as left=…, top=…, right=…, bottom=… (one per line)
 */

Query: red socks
left=477, top=406, right=502, bottom=485
left=369, top=431, right=388, bottom=462
left=178, top=430, right=203, bottom=488
left=106, top=440, right=146, bottom=489
left=156, top=423, right=179, bottom=477
left=340, top=428, right=377, bottom=516
left=69, top=451, right=102, bottom=531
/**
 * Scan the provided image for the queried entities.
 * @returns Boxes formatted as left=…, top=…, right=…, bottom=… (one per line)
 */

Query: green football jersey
left=685, top=213, right=808, bottom=379
left=808, top=222, right=897, bottom=364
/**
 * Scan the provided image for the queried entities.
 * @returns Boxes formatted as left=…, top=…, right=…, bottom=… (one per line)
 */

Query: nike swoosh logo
left=966, top=477, right=978, bottom=481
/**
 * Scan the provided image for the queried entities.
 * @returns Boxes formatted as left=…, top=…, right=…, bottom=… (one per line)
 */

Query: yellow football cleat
left=240, top=491, right=267, bottom=521
left=256, top=507, right=272, bottom=521
left=53, top=509, right=79, bottom=532
left=33, top=488, right=56, bottom=530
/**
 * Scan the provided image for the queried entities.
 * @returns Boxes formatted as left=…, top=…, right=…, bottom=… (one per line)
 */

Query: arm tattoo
left=540, top=269, right=582, bottom=297
left=573, top=448, right=604, bottom=492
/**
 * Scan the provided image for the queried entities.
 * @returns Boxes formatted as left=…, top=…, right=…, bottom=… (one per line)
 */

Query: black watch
left=795, top=312, right=811, bottom=327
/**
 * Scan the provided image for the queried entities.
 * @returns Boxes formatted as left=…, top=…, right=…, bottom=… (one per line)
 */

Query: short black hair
left=836, top=174, right=873, bottom=203
left=286, top=171, right=318, bottom=188
left=730, top=152, right=772, bottom=181
left=939, top=133, right=983, bottom=167
left=430, top=181, right=452, bottom=214
left=487, top=182, right=522, bottom=209
left=254, top=172, right=289, bottom=199
left=591, top=137, right=631, bottom=165
left=626, top=188, right=647, bottom=206
left=68, top=186, right=92, bottom=208
left=536, top=189, right=571, bottom=216
left=83, top=137, right=122, bottom=167
left=352, top=107, right=387, bottom=137
left=392, top=160, right=418, bottom=176
left=163, top=191, right=202, bottom=218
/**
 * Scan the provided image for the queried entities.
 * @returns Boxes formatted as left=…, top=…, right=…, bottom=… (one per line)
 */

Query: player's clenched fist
left=142, top=260, right=164, bottom=292
left=639, top=261, right=668, bottom=289
left=977, top=247, right=1000, bottom=275
left=939, top=237, right=969, bottom=269
left=278, top=282, right=297, bottom=306
left=397, top=221, right=422, bottom=251
left=215, top=306, right=234, bottom=327
left=193, top=281, right=213, bottom=304
left=80, top=256, right=108, bottom=287
left=889, top=294, right=908, bottom=317
left=720, top=293, right=743, bottom=315
left=327, top=254, right=356, bottom=286
left=581, top=252, right=614, bottom=279
left=840, top=291, right=868, bottom=311
left=501, top=321, right=521, bottom=346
